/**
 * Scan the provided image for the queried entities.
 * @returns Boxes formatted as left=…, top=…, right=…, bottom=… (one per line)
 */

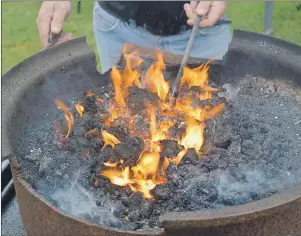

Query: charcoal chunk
left=128, top=210, right=140, bottom=221
left=113, top=143, right=136, bottom=161
left=72, top=126, right=86, bottom=136
left=83, top=96, right=98, bottom=114
left=185, top=181, right=218, bottom=204
left=160, top=140, right=180, bottom=158
left=113, top=203, right=127, bottom=218
left=112, top=138, right=144, bottom=165
left=127, top=87, right=158, bottom=114
left=26, top=148, right=42, bottom=161
left=181, top=149, right=199, bottom=164
left=153, top=184, right=171, bottom=200
left=139, top=201, right=153, bottom=218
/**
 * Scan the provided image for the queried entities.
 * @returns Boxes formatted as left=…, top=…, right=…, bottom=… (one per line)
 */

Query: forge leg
left=264, top=1, right=274, bottom=35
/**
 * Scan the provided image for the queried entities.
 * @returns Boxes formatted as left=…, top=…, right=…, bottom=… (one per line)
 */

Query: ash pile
left=17, top=52, right=301, bottom=231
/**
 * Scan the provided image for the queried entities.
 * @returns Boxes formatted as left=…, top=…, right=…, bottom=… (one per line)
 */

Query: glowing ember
left=85, top=91, right=95, bottom=97
left=84, top=151, right=91, bottom=157
left=96, top=97, right=105, bottom=104
left=55, top=49, right=225, bottom=199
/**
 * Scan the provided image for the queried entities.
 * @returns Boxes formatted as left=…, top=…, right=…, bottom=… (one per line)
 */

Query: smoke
left=222, top=84, right=240, bottom=103
left=47, top=171, right=124, bottom=228
left=216, top=168, right=300, bottom=207
left=181, top=166, right=300, bottom=209
left=216, top=170, right=273, bottom=205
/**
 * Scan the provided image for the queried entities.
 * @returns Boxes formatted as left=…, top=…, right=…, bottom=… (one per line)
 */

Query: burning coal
left=55, top=50, right=224, bottom=199
left=17, top=50, right=301, bottom=231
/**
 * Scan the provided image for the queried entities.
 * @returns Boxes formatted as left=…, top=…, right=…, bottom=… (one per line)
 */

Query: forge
left=2, top=30, right=301, bottom=236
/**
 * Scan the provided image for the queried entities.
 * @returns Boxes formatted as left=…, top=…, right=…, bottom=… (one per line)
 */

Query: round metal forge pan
left=2, top=31, right=301, bottom=236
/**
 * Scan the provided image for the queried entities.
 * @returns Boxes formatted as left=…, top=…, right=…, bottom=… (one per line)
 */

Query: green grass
left=227, top=2, right=301, bottom=42
left=2, top=2, right=96, bottom=74
left=2, top=2, right=301, bottom=74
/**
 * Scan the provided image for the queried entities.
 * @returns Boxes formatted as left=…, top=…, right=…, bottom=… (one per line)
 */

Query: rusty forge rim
left=11, top=158, right=301, bottom=231
left=2, top=30, right=301, bottom=233
left=10, top=159, right=164, bottom=235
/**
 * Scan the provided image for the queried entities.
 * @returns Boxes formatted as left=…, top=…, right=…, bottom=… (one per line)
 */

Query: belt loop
left=129, top=19, right=137, bottom=29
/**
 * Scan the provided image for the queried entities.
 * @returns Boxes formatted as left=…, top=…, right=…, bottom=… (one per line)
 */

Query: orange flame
left=159, top=157, right=170, bottom=177
left=132, top=151, right=160, bottom=178
left=203, top=103, right=225, bottom=120
left=111, top=67, right=126, bottom=110
left=147, top=104, right=173, bottom=152
left=181, top=118, right=205, bottom=153
left=104, top=107, right=119, bottom=126
left=101, top=167, right=134, bottom=186
left=159, top=102, right=177, bottom=117
left=85, top=128, right=99, bottom=137
left=130, top=151, right=165, bottom=199
left=55, top=99, right=74, bottom=137
left=123, top=52, right=143, bottom=88
left=169, top=149, right=188, bottom=165
left=174, top=96, right=224, bottom=122
left=55, top=51, right=225, bottom=199
left=84, top=151, right=91, bottom=157
left=108, top=107, right=119, bottom=121
left=144, top=52, right=170, bottom=101
left=101, top=151, right=167, bottom=199
left=180, top=61, right=211, bottom=88
left=104, top=159, right=124, bottom=168
left=175, top=96, right=204, bottom=121
left=129, top=179, right=157, bottom=199
left=85, top=91, right=95, bottom=97
left=55, top=99, right=70, bottom=113
left=198, top=86, right=219, bottom=100
left=96, top=97, right=105, bottom=104
left=107, top=49, right=144, bottom=122
left=75, top=104, right=84, bottom=119
left=101, top=130, right=121, bottom=150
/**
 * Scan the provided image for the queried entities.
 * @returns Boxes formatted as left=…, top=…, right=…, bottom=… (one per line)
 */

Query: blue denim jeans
left=93, top=2, right=232, bottom=74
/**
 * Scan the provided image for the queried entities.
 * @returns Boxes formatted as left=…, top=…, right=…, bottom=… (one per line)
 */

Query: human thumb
left=50, top=3, right=71, bottom=34
left=195, top=1, right=211, bottom=16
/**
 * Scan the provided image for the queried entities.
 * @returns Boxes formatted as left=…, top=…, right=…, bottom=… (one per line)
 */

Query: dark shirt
left=98, top=1, right=189, bottom=35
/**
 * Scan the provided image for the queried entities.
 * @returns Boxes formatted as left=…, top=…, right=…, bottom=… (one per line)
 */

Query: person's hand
left=184, top=1, right=227, bottom=28
left=37, top=1, right=73, bottom=48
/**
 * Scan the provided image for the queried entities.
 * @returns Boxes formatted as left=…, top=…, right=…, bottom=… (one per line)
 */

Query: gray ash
left=16, top=75, right=301, bottom=232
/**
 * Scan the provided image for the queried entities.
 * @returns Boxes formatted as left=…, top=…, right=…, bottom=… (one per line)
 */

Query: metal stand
left=264, top=1, right=274, bottom=35
left=77, top=0, right=81, bottom=14
left=1, top=160, right=15, bottom=207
